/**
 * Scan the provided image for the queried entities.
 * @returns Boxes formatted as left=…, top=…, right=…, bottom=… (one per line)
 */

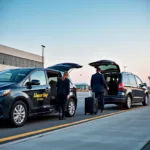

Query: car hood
left=0, top=82, right=15, bottom=89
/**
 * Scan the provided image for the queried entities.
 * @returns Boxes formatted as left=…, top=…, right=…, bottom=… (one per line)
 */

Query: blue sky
left=0, top=0, right=150, bottom=84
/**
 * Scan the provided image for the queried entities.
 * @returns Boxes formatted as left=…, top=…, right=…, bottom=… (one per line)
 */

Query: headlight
left=0, top=89, right=10, bottom=97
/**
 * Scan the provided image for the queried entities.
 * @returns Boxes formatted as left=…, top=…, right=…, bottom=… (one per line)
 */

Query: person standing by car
left=90, top=68, right=109, bottom=113
left=57, top=71, right=70, bottom=120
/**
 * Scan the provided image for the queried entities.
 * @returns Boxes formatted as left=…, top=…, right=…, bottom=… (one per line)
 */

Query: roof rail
left=122, top=71, right=133, bottom=74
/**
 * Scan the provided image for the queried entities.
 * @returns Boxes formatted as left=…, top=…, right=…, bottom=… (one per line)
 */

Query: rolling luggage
left=84, top=95, right=98, bottom=115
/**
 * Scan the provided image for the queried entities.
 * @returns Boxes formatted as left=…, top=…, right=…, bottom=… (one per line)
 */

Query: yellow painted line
left=0, top=105, right=147, bottom=143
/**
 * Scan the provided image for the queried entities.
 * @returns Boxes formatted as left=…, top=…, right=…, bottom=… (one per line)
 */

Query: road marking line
left=0, top=105, right=148, bottom=143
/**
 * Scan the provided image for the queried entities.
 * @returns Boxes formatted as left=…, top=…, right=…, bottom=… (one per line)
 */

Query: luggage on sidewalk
left=84, top=95, right=98, bottom=115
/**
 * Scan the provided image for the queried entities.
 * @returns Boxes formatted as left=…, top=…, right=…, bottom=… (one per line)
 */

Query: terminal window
left=0, top=53, right=42, bottom=68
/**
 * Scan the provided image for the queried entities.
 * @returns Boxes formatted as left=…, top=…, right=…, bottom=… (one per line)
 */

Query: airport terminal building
left=75, top=83, right=90, bottom=92
left=0, top=44, right=43, bottom=71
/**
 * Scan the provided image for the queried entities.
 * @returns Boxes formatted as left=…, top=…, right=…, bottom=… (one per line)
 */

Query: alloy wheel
left=13, top=104, right=26, bottom=125
left=127, top=96, right=132, bottom=109
left=68, top=101, right=75, bottom=116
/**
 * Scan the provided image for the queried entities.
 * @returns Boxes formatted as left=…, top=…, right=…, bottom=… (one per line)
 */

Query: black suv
left=89, top=60, right=149, bottom=109
left=0, top=63, right=82, bottom=127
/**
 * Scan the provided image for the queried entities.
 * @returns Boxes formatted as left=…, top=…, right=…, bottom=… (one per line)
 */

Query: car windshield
left=0, top=69, right=32, bottom=82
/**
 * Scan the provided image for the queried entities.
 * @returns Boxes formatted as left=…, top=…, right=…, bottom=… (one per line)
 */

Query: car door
left=134, top=75, right=145, bottom=102
left=23, top=70, right=50, bottom=113
left=128, top=74, right=140, bottom=103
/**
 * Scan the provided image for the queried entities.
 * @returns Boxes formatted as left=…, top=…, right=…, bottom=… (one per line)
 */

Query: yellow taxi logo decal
left=34, top=93, right=49, bottom=100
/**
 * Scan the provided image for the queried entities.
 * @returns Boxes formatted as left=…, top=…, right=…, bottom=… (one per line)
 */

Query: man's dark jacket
left=91, top=73, right=108, bottom=93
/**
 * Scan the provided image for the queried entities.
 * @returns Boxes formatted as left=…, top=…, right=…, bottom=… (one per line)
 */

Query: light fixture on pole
left=148, top=76, right=150, bottom=85
left=41, top=45, right=46, bottom=68
left=124, top=66, right=127, bottom=72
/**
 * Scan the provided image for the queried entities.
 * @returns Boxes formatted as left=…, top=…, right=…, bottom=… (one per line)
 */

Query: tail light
left=73, top=87, right=76, bottom=92
left=118, top=83, right=124, bottom=91
left=70, top=87, right=76, bottom=92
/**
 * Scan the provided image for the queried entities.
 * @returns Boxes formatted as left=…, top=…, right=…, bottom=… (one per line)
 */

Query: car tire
left=124, top=95, right=132, bottom=109
left=66, top=99, right=76, bottom=117
left=10, top=101, right=27, bottom=127
left=142, top=94, right=149, bottom=106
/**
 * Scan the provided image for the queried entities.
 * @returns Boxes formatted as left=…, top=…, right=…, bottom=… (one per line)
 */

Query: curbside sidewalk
left=0, top=106, right=150, bottom=150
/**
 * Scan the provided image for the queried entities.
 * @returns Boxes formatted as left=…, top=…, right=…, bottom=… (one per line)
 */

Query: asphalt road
left=0, top=92, right=147, bottom=142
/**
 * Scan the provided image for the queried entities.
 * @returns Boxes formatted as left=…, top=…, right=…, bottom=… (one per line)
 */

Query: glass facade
left=0, top=53, right=42, bottom=68
left=75, top=84, right=89, bottom=91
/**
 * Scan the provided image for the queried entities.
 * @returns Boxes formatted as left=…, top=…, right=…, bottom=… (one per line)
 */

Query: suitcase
left=84, top=96, right=98, bottom=115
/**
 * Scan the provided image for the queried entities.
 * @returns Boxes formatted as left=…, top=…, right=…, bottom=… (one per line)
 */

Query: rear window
left=99, top=65, right=118, bottom=71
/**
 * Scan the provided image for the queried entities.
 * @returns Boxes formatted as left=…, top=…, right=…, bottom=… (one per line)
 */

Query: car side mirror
left=139, top=83, right=147, bottom=87
left=30, top=80, right=40, bottom=85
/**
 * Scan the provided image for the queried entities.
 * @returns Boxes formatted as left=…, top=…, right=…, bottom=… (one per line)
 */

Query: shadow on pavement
left=0, top=104, right=144, bottom=129
left=0, top=114, right=58, bottom=129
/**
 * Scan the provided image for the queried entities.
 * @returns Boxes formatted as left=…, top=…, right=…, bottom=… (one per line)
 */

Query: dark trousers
left=57, top=95, right=67, bottom=119
left=95, top=92, right=104, bottom=110
left=58, top=103, right=66, bottom=119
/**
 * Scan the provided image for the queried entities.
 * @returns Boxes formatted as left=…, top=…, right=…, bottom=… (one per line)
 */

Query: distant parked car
left=89, top=60, right=149, bottom=109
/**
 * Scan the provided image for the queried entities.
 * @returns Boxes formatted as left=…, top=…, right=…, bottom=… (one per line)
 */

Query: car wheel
left=10, top=101, right=27, bottom=127
left=125, top=95, right=132, bottom=109
left=66, top=99, right=76, bottom=117
left=142, top=94, right=149, bottom=106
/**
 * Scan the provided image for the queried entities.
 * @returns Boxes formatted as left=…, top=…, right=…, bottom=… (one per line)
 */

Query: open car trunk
left=47, top=63, right=82, bottom=73
left=89, top=60, right=121, bottom=96
left=46, top=62, right=82, bottom=106
left=104, top=73, right=121, bottom=96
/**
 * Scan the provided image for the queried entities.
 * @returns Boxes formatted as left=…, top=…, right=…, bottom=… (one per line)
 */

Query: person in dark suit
left=90, top=68, right=109, bottom=113
left=57, top=71, right=70, bottom=120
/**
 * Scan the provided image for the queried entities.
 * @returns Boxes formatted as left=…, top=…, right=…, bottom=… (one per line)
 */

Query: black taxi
left=0, top=63, right=82, bottom=127
left=89, top=60, right=149, bottom=109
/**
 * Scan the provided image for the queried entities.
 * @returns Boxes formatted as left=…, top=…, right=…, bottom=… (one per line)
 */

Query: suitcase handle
left=92, top=92, right=95, bottom=99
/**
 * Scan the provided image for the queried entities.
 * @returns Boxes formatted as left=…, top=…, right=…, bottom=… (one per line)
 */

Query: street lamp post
left=41, top=45, right=46, bottom=68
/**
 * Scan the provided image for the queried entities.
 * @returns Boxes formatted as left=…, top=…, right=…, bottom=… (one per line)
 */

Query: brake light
left=118, top=83, right=124, bottom=91
left=70, top=87, right=76, bottom=92
left=73, top=87, right=76, bottom=92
